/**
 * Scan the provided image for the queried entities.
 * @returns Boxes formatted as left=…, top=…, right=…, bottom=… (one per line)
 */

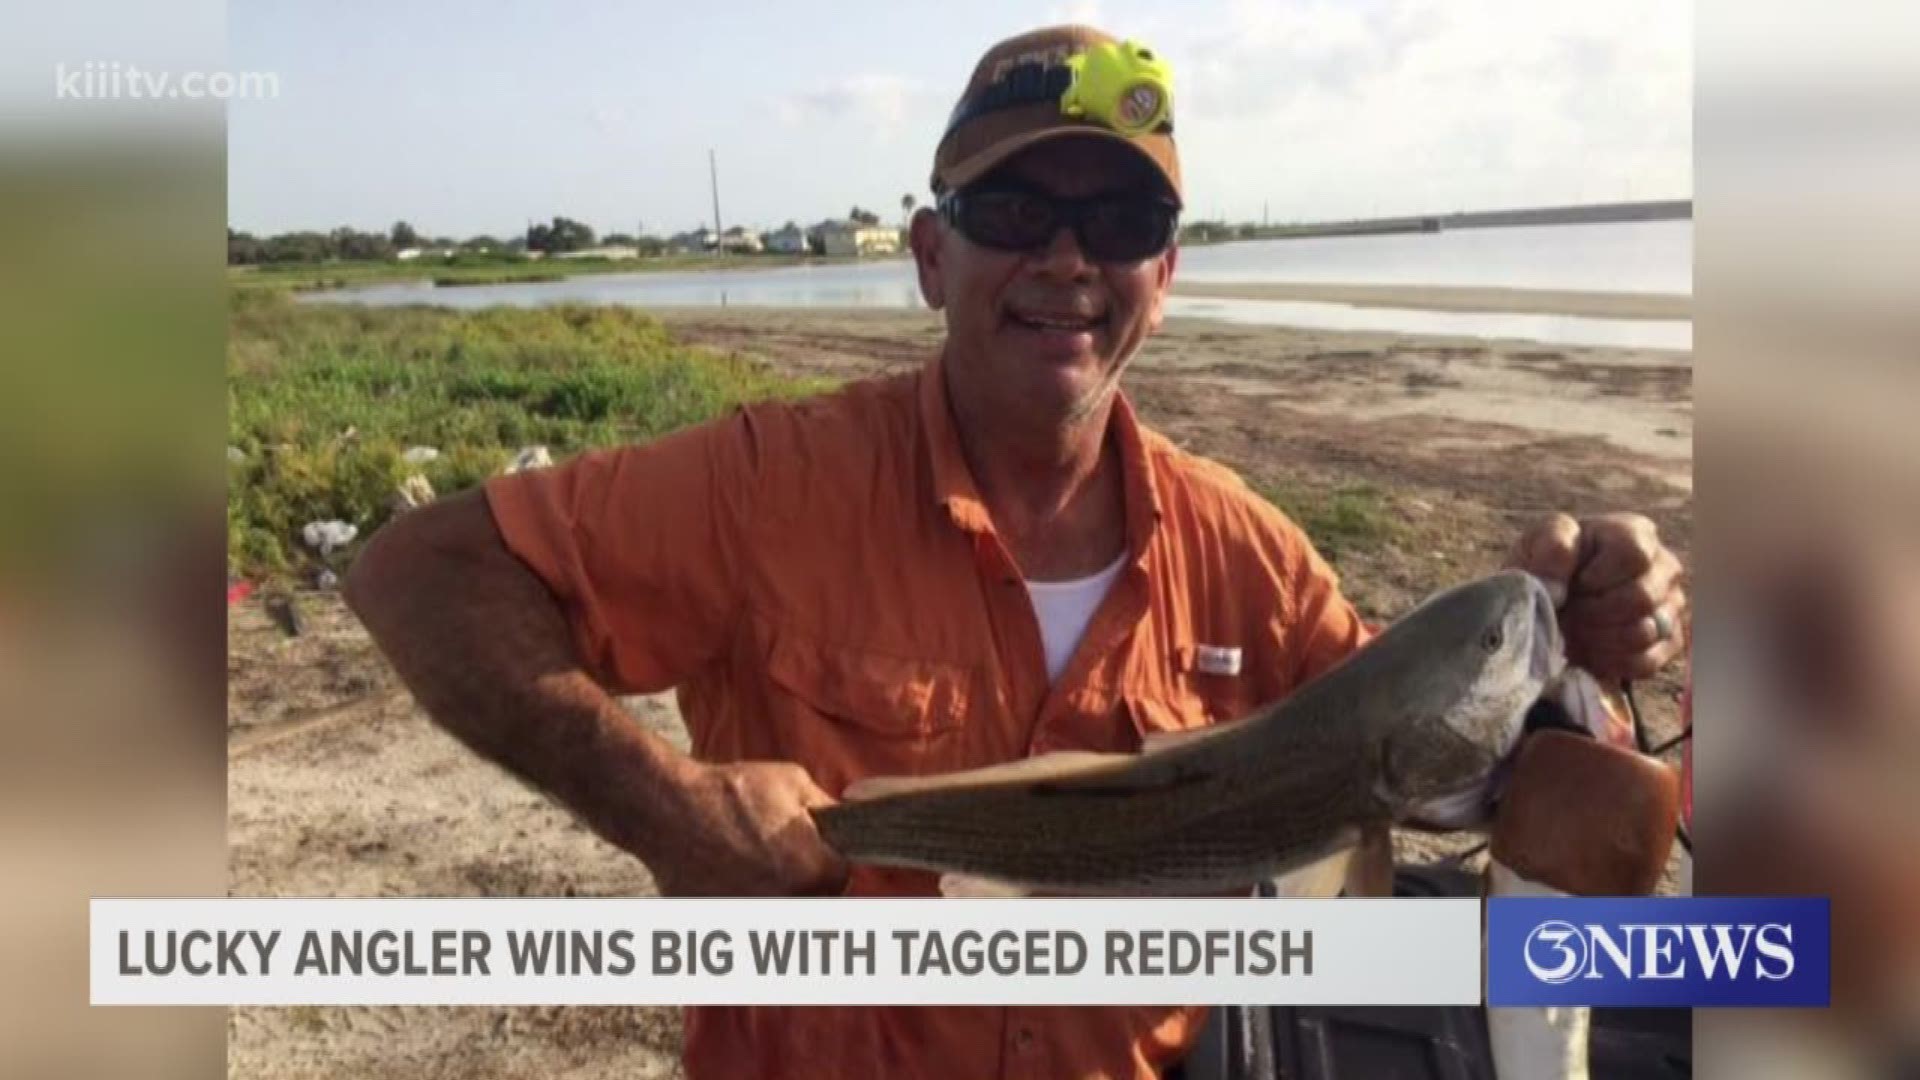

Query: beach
left=228, top=306, right=1691, bottom=1079
left=1170, top=281, right=1689, bottom=321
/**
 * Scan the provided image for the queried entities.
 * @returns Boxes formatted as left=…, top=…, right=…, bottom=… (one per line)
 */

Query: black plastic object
left=1166, top=867, right=1692, bottom=1080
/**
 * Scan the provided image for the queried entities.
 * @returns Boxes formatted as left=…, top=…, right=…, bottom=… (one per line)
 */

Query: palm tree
left=901, top=193, right=916, bottom=227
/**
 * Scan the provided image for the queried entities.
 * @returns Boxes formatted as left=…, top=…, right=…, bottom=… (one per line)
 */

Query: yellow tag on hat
left=1060, top=40, right=1173, bottom=136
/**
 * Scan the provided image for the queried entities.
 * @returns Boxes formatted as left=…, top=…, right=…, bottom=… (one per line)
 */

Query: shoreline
left=1171, top=281, right=1689, bottom=321
left=265, top=262, right=1690, bottom=323
left=649, top=306, right=1694, bottom=479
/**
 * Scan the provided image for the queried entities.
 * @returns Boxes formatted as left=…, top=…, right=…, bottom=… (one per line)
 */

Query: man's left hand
left=1508, top=512, right=1688, bottom=682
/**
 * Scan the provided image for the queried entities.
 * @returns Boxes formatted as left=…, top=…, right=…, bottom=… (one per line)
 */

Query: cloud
left=1153, top=0, right=1692, bottom=216
left=1047, top=0, right=1106, bottom=27
left=777, top=74, right=936, bottom=135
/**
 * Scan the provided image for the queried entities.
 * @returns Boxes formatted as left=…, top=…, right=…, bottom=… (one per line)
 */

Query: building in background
left=812, top=220, right=900, bottom=257
left=765, top=223, right=809, bottom=254
left=719, top=226, right=764, bottom=254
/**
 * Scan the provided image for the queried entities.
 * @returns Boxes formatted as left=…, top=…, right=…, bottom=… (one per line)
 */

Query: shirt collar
left=918, top=352, right=1164, bottom=552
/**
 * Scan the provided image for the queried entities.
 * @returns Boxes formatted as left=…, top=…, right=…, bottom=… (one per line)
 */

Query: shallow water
left=303, top=221, right=1692, bottom=350
left=1175, top=220, right=1691, bottom=295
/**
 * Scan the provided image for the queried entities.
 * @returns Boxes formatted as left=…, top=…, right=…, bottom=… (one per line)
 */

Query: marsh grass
left=227, top=290, right=829, bottom=577
left=1255, top=478, right=1399, bottom=562
left=229, top=251, right=873, bottom=293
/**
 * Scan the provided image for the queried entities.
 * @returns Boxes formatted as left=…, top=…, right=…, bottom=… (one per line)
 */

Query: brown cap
left=931, top=25, right=1182, bottom=205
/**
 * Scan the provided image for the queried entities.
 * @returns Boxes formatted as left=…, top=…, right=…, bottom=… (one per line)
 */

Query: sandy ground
left=229, top=308, right=1692, bottom=1079
left=1171, top=281, right=1690, bottom=321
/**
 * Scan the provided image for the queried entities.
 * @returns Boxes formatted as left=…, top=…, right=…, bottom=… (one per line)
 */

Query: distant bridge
left=1226, top=199, right=1691, bottom=242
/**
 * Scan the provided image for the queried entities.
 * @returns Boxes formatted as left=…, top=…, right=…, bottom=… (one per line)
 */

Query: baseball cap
left=931, top=25, right=1183, bottom=206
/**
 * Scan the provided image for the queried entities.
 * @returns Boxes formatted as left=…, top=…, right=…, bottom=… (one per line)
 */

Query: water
left=303, top=220, right=1692, bottom=350
left=310, top=258, right=925, bottom=311
left=1174, top=220, right=1691, bottom=295
left=1167, top=297, right=1688, bottom=351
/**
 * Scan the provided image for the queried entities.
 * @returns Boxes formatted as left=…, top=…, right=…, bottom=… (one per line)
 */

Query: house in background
left=719, top=226, right=764, bottom=254
left=666, top=229, right=720, bottom=252
left=765, top=223, right=809, bottom=254
left=812, top=220, right=901, bottom=257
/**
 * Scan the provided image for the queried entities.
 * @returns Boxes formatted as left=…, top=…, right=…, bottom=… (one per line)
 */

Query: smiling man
left=346, top=24, right=1688, bottom=1079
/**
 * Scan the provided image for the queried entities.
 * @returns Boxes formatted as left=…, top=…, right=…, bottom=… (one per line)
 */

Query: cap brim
left=937, top=124, right=1182, bottom=207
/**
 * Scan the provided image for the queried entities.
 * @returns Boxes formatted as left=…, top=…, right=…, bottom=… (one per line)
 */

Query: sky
left=226, top=0, right=1692, bottom=238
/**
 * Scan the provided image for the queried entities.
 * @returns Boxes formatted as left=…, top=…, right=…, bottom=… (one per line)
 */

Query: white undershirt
left=1023, top=551, right=1129, bottom=684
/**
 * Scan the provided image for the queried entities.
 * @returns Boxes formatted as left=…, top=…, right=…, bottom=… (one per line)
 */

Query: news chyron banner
left=1487, top=897, right=1831, bottom=1007
left=94, top=898, right=1480, bottom=1006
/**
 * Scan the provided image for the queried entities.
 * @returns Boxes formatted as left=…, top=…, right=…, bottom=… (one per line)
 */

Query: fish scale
left=814, top=571, right=1563, bottom=895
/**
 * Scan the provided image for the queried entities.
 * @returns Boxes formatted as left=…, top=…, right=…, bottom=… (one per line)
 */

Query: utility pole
left=708, top=149, right=724, bottom=258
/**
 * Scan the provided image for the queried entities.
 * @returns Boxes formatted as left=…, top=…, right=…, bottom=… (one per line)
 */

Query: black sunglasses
left=938, top=185, right=1180, bottom=263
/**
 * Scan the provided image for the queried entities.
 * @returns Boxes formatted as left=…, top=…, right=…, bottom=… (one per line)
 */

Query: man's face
left=911, top=137, right=1179, bottom=426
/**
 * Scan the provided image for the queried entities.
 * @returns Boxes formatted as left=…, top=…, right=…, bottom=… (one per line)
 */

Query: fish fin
left=1267, top=848, right=1355, bottom=898
left=1545, top=667, right=1636, bottom=749
left=1032, top=758, right=1214, bottom=797
left=1138, top=712, right=1257, bottom=753
left=1341, top=820, right=1397, bottom=897
left=938, top=873, right=1038, bottom=899
left=1260, top=824, right=1367, bottom=897
left=841, top=751, right=1130, bottom=801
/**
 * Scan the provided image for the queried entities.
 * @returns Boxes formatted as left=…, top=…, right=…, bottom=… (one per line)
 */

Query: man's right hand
left=645, top=760, right=850, bottom=897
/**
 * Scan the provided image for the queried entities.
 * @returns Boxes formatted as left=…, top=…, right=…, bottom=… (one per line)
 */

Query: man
left=346, top=24, right=1688, bottom=1080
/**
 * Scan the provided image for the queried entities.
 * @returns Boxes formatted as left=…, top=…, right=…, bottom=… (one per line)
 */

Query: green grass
left=1255, top=479, right=1399, bottom=562
left=229, top=251, right=883, bottom=293
left=226, top=290, right=831, bottom=578
left=430, top=269, right=569, bottom=287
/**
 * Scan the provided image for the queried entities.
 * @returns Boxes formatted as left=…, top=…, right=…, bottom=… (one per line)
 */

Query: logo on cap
left=1114, top=84, right=1163, bottom=132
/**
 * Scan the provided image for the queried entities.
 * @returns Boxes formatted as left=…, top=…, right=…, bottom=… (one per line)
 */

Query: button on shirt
left=484, top=353, right=1370, bottom=1080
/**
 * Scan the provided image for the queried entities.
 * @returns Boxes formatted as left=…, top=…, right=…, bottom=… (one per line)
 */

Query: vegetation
left=525, top=215, right=596, bottom=254
left=1256, top=479, right=1399, bottom=563
left=226, top=290, right=830, bottom=578
left=228, top=250, right=874, bottom=293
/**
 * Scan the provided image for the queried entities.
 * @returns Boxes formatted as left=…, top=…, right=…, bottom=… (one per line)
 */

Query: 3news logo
left=1487, top=897, right=1830, bottom=1007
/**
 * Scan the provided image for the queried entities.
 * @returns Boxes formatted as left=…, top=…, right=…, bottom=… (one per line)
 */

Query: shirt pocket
left=1171, top=641, right=1259, bottom=725
left=763, top=625, right=971, bottom=791
left=1120, top=641, right=1257, bottom=749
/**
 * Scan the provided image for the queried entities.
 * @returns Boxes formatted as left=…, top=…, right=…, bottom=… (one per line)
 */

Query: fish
left=811, top=570, right=1564, bottom=895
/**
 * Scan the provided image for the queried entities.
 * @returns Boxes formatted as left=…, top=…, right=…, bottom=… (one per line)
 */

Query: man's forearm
left=344, top=490, right=693, bottom=860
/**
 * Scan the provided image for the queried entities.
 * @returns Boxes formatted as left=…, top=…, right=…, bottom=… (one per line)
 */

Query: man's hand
left=647, top=760, right=850, bottom=897
left=1508, top=512, right=1688, bottom=681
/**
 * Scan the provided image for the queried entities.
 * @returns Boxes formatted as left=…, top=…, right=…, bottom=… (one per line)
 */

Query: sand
left=228, top=307, right=1691, bottom=1079
left=1170, top=281, right=1690, bottom=321
left=648, top=307, right=1693, bottom=487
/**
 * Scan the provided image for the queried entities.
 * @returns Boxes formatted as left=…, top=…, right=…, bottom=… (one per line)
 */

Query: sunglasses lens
left=949, top=190, right=1177, bottom=261
left=1080, top=198, right=1175, bottom=261
left=958, top=191, right=1059, bottom=251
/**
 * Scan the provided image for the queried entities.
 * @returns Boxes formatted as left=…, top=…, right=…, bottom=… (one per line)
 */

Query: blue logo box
left=1487, top=897, right=1830, bottom=1007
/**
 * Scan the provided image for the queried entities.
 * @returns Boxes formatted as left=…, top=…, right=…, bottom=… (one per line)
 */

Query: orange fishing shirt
left=485, top=354, right=1369, bottom=1080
